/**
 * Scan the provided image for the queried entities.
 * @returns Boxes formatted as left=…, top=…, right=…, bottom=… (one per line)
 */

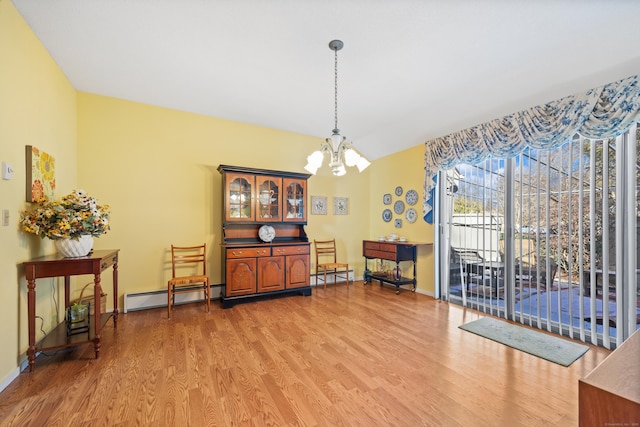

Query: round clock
left=258, top=225, right=276, bottom=243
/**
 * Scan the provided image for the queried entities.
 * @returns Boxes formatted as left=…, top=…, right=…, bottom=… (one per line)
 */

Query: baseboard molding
left=0, top=366, right=20, bottom=394
left=124, top=271, right=357, bottom=312
left=415, top=288, right=434, bottom=297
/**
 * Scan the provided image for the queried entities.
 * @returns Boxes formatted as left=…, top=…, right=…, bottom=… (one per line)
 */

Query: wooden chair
left=167, top=244, right=210, bottom=318
left=314, top=239, right=349, bottom=289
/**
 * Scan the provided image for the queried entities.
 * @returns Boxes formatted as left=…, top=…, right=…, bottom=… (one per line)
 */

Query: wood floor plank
left=0, top=281, right=612, bottom=426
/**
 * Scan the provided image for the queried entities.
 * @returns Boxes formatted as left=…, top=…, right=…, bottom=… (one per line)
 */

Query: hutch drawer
left=226, top=247, right=271, bottom=258
left=272, top=245, right=310, bottom=256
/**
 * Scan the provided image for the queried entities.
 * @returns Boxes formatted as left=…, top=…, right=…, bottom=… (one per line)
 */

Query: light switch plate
left=1, top=209, right=8, bottom=226
left=2, top=162, right=13, bottom=180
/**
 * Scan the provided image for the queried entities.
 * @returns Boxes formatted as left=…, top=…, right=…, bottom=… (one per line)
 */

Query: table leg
left=363, top=258, right=371, bottom=285
left=93, top=274, right=102, bottom=359
left=64, top=276, right=71, bottom=307
left=112, top=260, right=119, bottom=324
left=27, top=278, right=36, bottom=372
left=413, top=261, right=417, bottom=291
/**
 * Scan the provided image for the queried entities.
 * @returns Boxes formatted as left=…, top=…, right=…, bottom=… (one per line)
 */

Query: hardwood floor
left=0, top=281, right=610, bottom=426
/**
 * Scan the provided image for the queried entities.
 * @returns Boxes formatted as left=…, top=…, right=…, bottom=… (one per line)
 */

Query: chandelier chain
left=334, top=47, right=338, bottom=132
left=304, top=39, right=370, bottom=176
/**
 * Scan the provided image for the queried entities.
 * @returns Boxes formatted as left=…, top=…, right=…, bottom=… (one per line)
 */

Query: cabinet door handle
left=257, top=250, right=267, bottom=256
left=231, top=251, right=242, bottom=256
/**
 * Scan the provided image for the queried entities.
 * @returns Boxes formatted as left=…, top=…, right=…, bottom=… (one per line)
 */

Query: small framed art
left=333, top=197, right=348, bottom=215
left=26, top=145, right=55, bottom=202
left=311, top=196, right=328, bottom=215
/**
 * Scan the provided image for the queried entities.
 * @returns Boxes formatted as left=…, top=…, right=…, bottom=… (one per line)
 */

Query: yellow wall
left=0, top=0, right=77, bottom=386
left=0, top=0, right=436, bottom=388
left=76, top=93, right=373, bottom=297
left=368, top=146, right=436, bottom=294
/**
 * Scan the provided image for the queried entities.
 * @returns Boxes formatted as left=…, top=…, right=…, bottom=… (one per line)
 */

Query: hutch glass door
left=284, top=178, right=306, bottom=222
left=226, top=173, right=254, bottom=221
left=257, top=176, right=281, bottom=222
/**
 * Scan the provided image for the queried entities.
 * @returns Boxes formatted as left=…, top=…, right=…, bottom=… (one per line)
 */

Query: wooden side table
left=23, top=249, right=120, bottom=371
left=362, top=240, right=431, bottom=294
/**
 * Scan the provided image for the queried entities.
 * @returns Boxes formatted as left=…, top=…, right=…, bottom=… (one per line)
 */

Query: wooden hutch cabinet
left=218, top=165, right=312, bottom=308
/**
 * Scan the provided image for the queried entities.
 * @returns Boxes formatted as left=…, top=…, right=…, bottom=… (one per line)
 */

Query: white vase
left=54, top=235, right=94, bottom=257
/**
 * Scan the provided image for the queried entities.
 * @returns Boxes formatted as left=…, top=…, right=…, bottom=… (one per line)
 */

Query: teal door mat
left=459, top=317, right=589, bottom=366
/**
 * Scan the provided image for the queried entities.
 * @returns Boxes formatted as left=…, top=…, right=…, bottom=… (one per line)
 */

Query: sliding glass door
left=441, top=124, right=639, bottom=348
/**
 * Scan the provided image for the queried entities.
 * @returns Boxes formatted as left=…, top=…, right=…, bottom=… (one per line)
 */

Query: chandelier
left=304, top=40, right=370, bottom=176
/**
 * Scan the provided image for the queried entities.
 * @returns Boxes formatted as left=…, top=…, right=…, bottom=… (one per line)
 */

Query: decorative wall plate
left=383, top=193, right=392, bottom=205
left=395, top=186, right=403, bottom=196
left=382, top=209, right=392, bottom=222
left=394, top=218, right=403, bottom=228
left=405, top=189, right=418, bottom=206
left=258, top=225, right=276, bottom=242
left=405, top=208, right=417, bottom=223
left=394, top=200, right=405, bottom=215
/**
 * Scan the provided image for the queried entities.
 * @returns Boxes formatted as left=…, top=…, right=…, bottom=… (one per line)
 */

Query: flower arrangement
left=20, top=189, right=110, bottom=240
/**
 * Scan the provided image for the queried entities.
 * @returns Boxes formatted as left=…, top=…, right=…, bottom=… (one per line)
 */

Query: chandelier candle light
left=305, top=40, right=370, bottom=177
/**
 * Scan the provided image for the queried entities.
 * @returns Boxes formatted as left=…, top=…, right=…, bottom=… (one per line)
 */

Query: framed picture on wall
left=311, top=196, right=328, bottom=215
left=333, top=197, right=348, bottom=215
left=25, top=145, right=55, bottom=202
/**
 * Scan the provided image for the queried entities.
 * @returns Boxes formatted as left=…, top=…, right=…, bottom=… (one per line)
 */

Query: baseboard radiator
left=124, top=285, right=222, bottom=313
left=124, top=270, right=357, bottom=312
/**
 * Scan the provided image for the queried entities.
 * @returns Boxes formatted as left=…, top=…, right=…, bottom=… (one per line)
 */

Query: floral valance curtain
left=422, top=74, right=640, bottom=223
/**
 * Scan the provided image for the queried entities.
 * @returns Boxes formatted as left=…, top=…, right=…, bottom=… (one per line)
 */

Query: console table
left=23, top=249, right=119, bottom=371
left=363, top=240, right=429, bottom=294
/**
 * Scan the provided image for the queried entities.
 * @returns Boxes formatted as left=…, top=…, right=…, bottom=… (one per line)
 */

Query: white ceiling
left=12, top=0, right=640, bottom=160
